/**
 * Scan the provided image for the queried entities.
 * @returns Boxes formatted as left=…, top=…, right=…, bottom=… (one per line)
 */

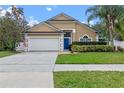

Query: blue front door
left=64, top=38, right=70, bottom=49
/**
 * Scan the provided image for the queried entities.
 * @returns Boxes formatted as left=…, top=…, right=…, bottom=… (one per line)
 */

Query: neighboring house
left=25, top=13, right=98, bottom=52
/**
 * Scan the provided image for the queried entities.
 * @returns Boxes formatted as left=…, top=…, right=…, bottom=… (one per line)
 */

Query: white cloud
left=0, top=9, right=6, bottom=17
left=46, top=7, right=52, bottom=11
left=82, top=20, right=94, bottom=27
left=0, top=6, right=6, bottom=17
left=27, top=16, right=39, bottom=27
left=82, top=21, right=88, bottom=24
left=0, top=6, right=12, bottom=17
left=45, top=5, right=57, bottom=12
left=6, top=6, right=12, bottom=13
left=89, top=20, right=94, bottom=26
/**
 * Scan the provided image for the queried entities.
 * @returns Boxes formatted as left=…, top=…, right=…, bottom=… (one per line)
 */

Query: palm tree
left=86, top=5, right=124, bottom=46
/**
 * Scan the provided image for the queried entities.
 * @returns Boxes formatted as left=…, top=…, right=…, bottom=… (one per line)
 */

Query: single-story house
left=25, top=13, right=98, bottom=52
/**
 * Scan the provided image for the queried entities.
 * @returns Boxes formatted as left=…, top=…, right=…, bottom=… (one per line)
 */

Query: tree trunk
left=107, top=14, right=114, bottom=46
left=109, top=29, right=114, bottom=46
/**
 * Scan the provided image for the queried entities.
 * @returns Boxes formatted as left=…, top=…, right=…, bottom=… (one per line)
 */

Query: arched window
left=79, top=35, right=92, bottom=42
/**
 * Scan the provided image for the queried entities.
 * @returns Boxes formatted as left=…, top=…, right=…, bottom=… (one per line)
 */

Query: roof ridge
left=47, top=12, right=77, bottom=21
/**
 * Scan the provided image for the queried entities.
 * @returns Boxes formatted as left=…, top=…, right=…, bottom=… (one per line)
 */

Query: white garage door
left=28, top=38, right=59, bottom=51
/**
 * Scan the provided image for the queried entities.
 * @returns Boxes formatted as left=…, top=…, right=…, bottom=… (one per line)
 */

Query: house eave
left=25, top=32, right=63, bottom=35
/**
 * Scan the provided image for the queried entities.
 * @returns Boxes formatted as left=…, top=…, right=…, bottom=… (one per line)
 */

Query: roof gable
left=28, top=22, right=60, bottom=32
left=47, top=13, right=77, bottom=21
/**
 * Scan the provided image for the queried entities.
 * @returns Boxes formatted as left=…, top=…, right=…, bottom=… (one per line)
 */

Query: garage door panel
left=28, top=38, right=59, bottom=51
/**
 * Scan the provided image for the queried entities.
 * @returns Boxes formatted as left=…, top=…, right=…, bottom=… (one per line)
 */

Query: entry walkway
left=54, top=64, right=124, bottom=71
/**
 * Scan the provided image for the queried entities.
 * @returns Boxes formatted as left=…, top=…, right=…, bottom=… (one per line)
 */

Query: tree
left=86, top=5, right=124, bottom=46
left=114, top=21, right=124, bottom=40
left=0, top=5, right=28, bottom=50
left=0, top=17, right=21, bottom=50
left=92, top=22, right=108, bottom=41
left=11, top=5, right=29, bottom=42
left=5, top=6, right=28, bottom=33
left=11, top=5, right=27, bottom=32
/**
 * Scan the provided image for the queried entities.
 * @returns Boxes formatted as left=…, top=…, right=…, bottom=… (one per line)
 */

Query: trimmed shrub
left=71, top=45, right=114, bottom=52
left=72, top=42, right=107, bottom=45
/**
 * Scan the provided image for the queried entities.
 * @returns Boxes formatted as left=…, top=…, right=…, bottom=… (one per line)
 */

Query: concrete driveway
left=0, top=52, right=58, bottom=88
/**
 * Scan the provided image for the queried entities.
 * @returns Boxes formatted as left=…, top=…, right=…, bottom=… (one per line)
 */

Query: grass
left=56, top=52, right=124, bottom=64
left=54, top=71, right=124, bottom=88
left=0, top=51, right=17, bottom=58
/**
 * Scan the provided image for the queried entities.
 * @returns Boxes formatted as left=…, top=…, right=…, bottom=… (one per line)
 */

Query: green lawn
left=0, top=51, right=17, bottom=58
left=54, top=71, right=124, bottom=88
left=56, top=52, right=124, bottom=64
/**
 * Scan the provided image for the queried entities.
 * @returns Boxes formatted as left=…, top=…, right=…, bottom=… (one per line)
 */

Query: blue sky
left=0, top=5, right=96, bottom=26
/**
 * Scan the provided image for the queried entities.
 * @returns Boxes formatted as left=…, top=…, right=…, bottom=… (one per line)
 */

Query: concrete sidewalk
left=0, top=72, right=53, bottom=88
left=54, top=64, right=124, bottom=71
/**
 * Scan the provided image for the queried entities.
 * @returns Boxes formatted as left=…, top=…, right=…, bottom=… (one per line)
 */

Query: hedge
left=72, top=42, right=107, bottom=45
left=71, top=45, right=114, bottom=52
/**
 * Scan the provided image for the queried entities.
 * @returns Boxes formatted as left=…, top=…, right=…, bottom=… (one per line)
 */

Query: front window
left=80, top=35, right=91, bottom=42
left=64, top=32, right=71, bottom=37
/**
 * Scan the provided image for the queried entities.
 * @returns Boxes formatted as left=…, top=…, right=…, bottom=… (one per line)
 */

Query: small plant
left=117, top=46, right=124, bottom=52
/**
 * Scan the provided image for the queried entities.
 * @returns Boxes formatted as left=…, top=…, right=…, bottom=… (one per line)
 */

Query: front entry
left=63, top=30, right=72, bottom=50
left=64, top=38, right=70, bottom=49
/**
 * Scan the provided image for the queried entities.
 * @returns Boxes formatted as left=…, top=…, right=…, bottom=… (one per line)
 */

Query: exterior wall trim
left=96, top=34, right=99, bottom=41
left=59, top=33, right=64, bottom=52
